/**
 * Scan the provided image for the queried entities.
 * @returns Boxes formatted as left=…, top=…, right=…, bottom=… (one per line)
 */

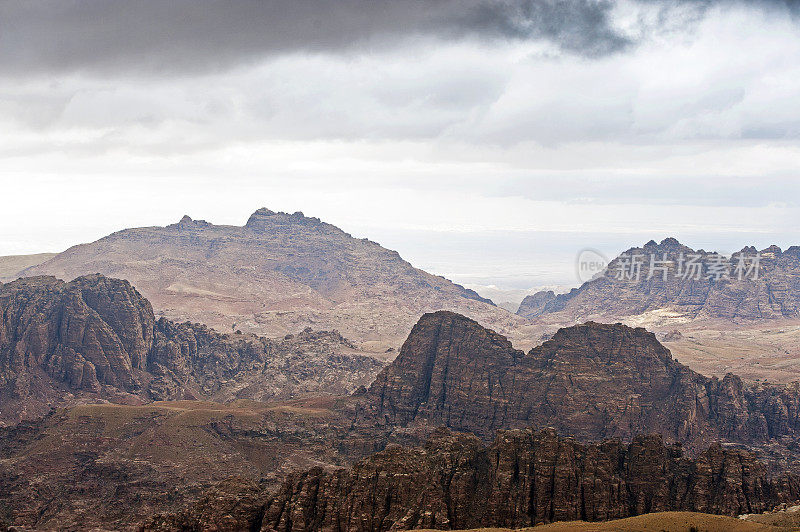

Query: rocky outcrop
left=0, top=275, right=151, bottom=396
left=21, top=208, right=509, bottom=349
left=661, top=329, right=684, bottom=342
left=145, top=429, right=796, bottom=531
left=148, top=321, right=381, bottom=404
left=143, top=478, right=267, bottom=532
left=0, top=275, right=383, bottom=425
left=542, top=238, right=800, bottom=322
left=7, top=310, right=800, bottom=530
left=357, top=311, right=800, bottom=454
left=516, top=290, right=556, bottom=318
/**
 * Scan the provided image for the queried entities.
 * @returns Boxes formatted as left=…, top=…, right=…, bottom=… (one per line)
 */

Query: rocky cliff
left=0, top=274, right=383, bottom=424
left=516, top=289, right=556, bottom=318
left=357, top=311, right=800, bottom=454
left=6, top=310, right=800, bottom=530
left=539, top=238, right=800, bottom=323
left=145, top=428, right=797, bottom=531
left=20, top=208, right=519, bottom=349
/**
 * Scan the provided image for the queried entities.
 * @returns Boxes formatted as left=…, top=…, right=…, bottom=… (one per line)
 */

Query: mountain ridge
left=538, top=238, right=800, bottom=323
left=356, top=311, right=800, bottom=457
left=21, top=208, right=517, bottom=350
left=144, top=428, right=798, bottom=531
left=0, top=273, right=383, bottom=425
left=4, top=309, right=800, bottom=529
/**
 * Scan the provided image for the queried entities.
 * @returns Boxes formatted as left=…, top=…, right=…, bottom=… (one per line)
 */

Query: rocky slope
left=5, top=310, right=800, bottom=530
left=515, top=289, right=556, bottom=318
left=0, top=274, right=382, bottom=425
left=145, top=428, right=798, bottom=531
left=0, top=399, right=352, bottom=530
left=539, top=238, right=800, bottom=323
left=20, top=208, right=521, bottom=349
left=0, top=253, right=56, bottom=282
left=356, top=311, right=800, bottom=455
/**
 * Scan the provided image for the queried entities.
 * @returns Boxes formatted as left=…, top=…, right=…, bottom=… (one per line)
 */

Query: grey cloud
left=0, top=0, right=631, bottom=76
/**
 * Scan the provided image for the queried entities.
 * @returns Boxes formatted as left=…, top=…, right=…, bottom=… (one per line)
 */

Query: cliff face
left=0, top=275, right=152, bottom=395
left=0, top=275, right=383, bottom=425
left=361, top=310, right=523, bottom=432
left=146, top=429, right=796, bottom=531
left=516, top=290, right=556, bottom=318
left=265, top=430, right=794, bottom=531
left=540, top=238, right=800, bottom=323
left=10, top=310, right=800, bottom=530
left=359, top=311, right=800, bottom=452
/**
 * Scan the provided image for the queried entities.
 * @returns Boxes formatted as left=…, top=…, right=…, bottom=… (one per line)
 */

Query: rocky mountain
left=19, top=208, right=522, bottom=350
left=145, top=428, right=797, bottom=531
left=0, top=274, right=382, bottom=425
left=516, top=289, right=556, bottom=318
left=356, top=311, right=800, bottom=455
left=4, top=309, right=800, bottom=529
left=538, top=238, right=800, bottom=323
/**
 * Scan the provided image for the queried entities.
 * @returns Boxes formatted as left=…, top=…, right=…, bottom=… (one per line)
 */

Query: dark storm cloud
left=0, top=0, right=631, bottom=75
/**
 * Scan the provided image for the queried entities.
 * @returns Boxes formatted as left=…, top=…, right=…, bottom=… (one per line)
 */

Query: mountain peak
left=244, top=207, right=327, bottom=230
left=358, top=311, right=794, bottom=451
left=24, top=209, right=511, bottom=348
left=536, top=321, right=673, bottom=368
left=362, top=311, right=522, bottom=429
left=170, top=214, right=210, bottom=229
left=245, top=207, right=276, bottom=227
left=251, top=207, right=275, bottom=216
left=516, top=290, right=556, bottom=318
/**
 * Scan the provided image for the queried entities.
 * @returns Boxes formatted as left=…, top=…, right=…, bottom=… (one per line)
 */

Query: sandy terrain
left=417, top=511, right=795, bottom=531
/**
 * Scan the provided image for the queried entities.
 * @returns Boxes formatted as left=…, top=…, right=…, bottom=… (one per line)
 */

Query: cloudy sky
left=1, top=0, right=799, bottom=296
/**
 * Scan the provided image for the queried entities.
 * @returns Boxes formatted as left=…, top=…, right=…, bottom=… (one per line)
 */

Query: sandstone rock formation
left=144, top=428, right=797, bottom=531
left=0, top=400, right=351, bottom=530
left=5, top=310, right=800, bottom=530
left=357, top=311, right=800, bottom=454
left=539, top=238, right=800, bottom=323
left=0, top=274, right=383, bottom=425
left=515, top=289, right=556, bottom=318
left=661, top=329, right=684, bottom=342
left=20, top=209, right=520, bottom=349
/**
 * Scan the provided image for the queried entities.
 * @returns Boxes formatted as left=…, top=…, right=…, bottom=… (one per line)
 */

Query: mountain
left=539, top=238, right=800, bottom=323
left=260, top=430, right=791, bottom=531
left=356, top=311, right=800, bottom=455
left=516, top=289, right=556, bottom=318
left=145, top=429, right=795, bottom=531
left=4, top=309, right=800, bottom=529
left=20, top=208, right=521, bottom=350
left=0, top=274, right=382, bottom=425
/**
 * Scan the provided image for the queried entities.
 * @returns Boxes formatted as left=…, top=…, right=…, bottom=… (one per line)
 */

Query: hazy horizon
left=2, top=205, right=799, bottom=305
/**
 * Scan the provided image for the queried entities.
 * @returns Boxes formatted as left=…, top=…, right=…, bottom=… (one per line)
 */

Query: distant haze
left=1, top=1, right=799, bottom=297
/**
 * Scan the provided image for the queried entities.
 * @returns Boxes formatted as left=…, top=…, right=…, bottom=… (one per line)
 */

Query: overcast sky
left=1, top=0, right=799, bottom=294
